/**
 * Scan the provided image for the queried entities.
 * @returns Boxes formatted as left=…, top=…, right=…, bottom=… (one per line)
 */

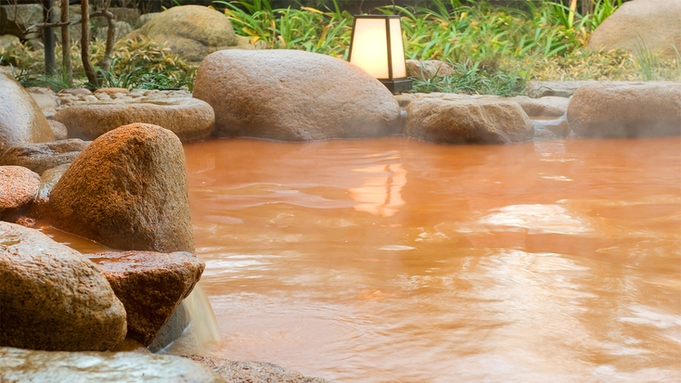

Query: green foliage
left=2, top=0, right=678, bottom=95
left=95, top=38, right=196, bottom=90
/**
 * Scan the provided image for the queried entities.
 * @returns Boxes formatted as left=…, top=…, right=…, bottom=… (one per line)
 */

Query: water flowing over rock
left=53, top=97, right=215, bottom=143
left=586, top=0, right=681, bottom=59
left=405, top=98, right=534, bottom=144
left=87, top=251, right=205, bottom=346
left=0, top=166, right=40, bottom=221
left=44, top=123, right=195, bottom=253
left=193, top=49, right=402, bottom=141
left=185, top=355, right=331, bottom=383
left=0, top=222, right=127, bottom=351
left=0, top=72, right=54, bottom=154
left=124, top=5, right=239, bottom=64
left=0, top=347, right=225, bottom=383
left=567, top=81, right=681, bottom=138
left=0, top=139, right=89, bottom=175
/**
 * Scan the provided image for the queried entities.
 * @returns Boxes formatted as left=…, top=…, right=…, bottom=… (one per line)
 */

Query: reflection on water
left=183, top=136, right=680, bottom=382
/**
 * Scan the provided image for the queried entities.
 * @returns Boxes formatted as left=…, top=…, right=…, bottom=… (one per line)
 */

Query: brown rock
left=567, top=81, right=681, bottom=138
left=406, top=59, right=455, bottom=81
left=30, top=163, right=70, bottom=218
left=0, top=138, right=89, bottom=175
left=48, top=120, right=68, bottom=140
left=586, top=0, right=681, bottom=59
left=94, top=87, right=130, bottom=96
left=505, top=96, right=569, bottom=119
left=0, top=346, right=225, bottom=383
left=406, top=98, right=534, bottom=144
left=45, top=123, right=194, bottom=252
left=126, top=5, right=238, bottom=63
left=0, top=165, right=40, bottom=221
left=87, top=251, right=205, bottom=346
left=0, top=72, right=54, bottom=154
left=185, top=355, right=331, bottom=383
left=0, top=222, right=127, bottom=351
left=193, top=49, right=402, bottom=141
left=53, top=97, right=215, bottom=143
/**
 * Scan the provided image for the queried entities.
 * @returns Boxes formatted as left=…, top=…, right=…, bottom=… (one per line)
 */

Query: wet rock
left=0, top=222, right=127, bottom=351
left=0, top=166, right=40, bottom=221
left=0, top=139, right=89, bottom=175
left=193, top=49, right=402, bottom=141
left=0, top=72, right=55, bottom=154
left=0, top=347, right=225, bottom=383
left=586, top=0, right=681, bottom=59
left=185, top=355, right=330, bottom=383
left=567, top=81, right=681, bottom=138
left=406, top=59, right=454, bottom=81
left=44, top=123, right=195, bottom=253
left=86, top=251, right=205, bottom=346
left=148, top=284, right=221, bottom=356
left=30, top=163, right=70, bottom=217
left=53, top=97, right=215, bottom=143
left=525, top=81, right=597, bottom=98
left=124, top=5, right=238, bottom=64
left=405, top=98, right=534, bottom=144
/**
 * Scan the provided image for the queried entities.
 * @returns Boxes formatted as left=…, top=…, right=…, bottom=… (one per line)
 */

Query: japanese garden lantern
left=349, top=15, right=412, bottom=94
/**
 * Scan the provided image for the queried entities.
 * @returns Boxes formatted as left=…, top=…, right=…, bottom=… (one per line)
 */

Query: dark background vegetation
left=0, top=1, right=633, bottom=14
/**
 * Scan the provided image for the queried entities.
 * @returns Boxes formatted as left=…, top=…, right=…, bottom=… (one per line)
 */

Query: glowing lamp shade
left=349, top=15, right=412, bottom=94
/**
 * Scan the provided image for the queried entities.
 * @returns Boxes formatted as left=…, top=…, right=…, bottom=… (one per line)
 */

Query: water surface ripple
left=183, top=137, right=681, bottom=382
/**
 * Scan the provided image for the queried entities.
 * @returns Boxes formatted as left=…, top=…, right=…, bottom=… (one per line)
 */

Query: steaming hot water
left=183, top=136, right=681, bottom=382
left=41, top=135, right=680, bottom=382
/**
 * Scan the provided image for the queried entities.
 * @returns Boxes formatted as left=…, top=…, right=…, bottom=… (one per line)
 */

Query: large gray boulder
left=125, top=5, right=238, bottom=64
left=0, top=72, right=54, bottom=154
left=405, top=98, right=534, bottom=144
left=567, top=81, right=681, bottom=138
left=0, top=222, right=127, bottom=351
left=193, top=49, right=402, bottom=141
left=53, top=97, right=215, bottom=143
left=0, top=347, right=225, bottom=383
left=43, top=123, right=195, bottom=253
left=87, top=251, right=205, bottom=346
left=586, top=0, right=681, bottom=59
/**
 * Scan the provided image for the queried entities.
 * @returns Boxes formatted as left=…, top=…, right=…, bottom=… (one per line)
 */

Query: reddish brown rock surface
left=87, top=251, right=205, bottom=346
left=405, top=98, right=534, bottom=144
left=0, top=165, right=40, bottom=221
left=0, top=222, right=127, bottom=351
left=44, top=123, right=195, bottom=253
